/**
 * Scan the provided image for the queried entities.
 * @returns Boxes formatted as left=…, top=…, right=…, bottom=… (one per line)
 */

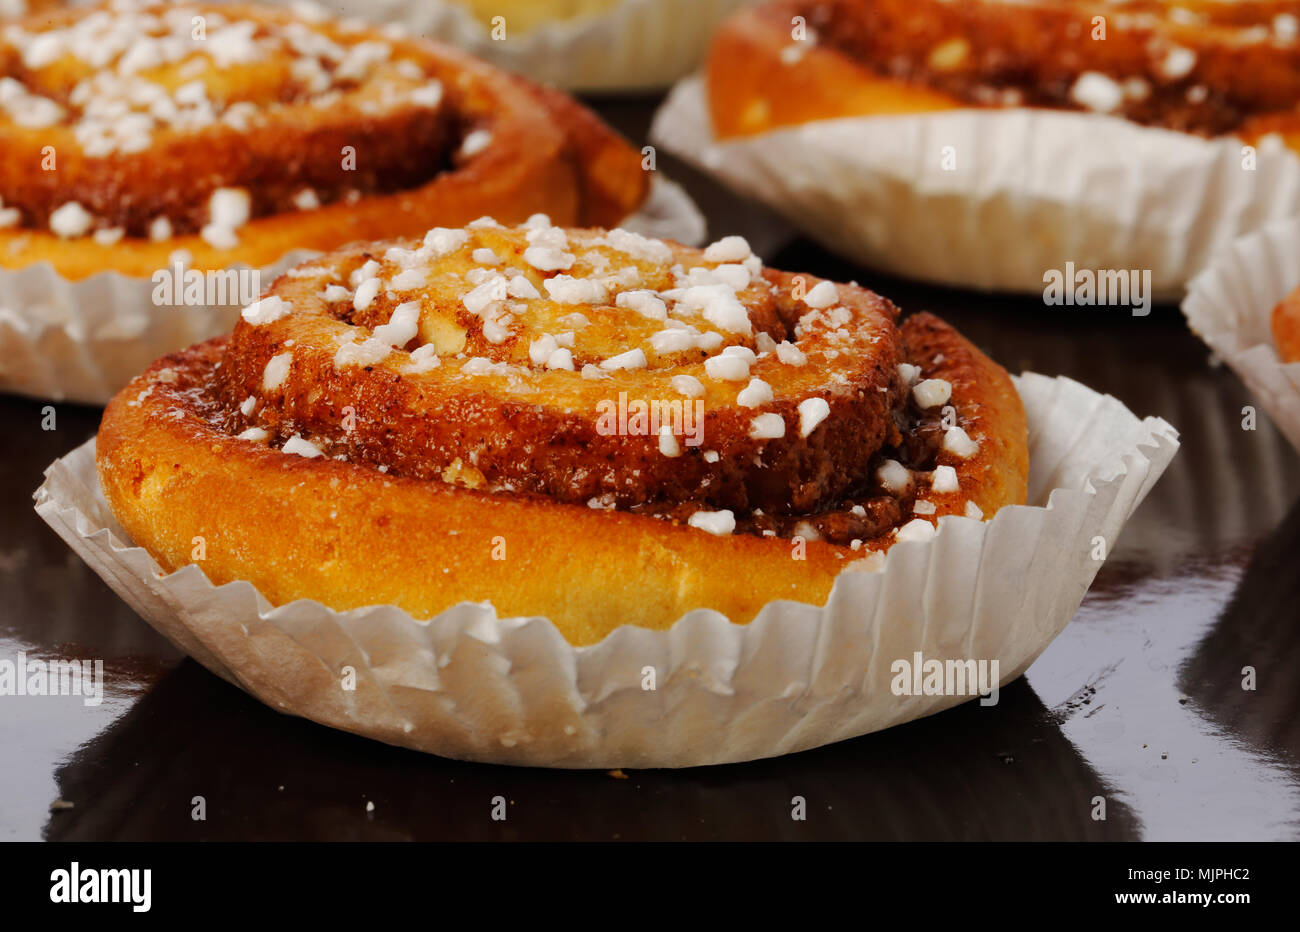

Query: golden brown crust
left=96, top=227, right=1028, bottom=646
left=0, top=2, right=647, bottom=279
left=708, top=0, right=1300, bottom=141
left=708, top=1, right=960, bottom=139
left=96, top=345, right=851, bottom=648
left=1272, top=286, right=1300, bottom=363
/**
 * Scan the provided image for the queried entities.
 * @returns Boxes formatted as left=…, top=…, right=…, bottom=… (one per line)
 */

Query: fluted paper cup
left=1183, top=217, right=1300, bottom=454
left=651, top=76, right=1300, bottom=300
left=0, top=251, right=311, bottom=407
left=33, top=373, right=1178, bottom=768
left=278, top=0, right=757, bottom=92
left=0, top=175, right=703, bottom=406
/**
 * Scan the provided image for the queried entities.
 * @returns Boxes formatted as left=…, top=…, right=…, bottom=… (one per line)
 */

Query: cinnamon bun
left=708, top=0, right=1300, bottom=145
left=0, top=1, right=648, bottom=281
left=97, top=220, right=1029, bottom=646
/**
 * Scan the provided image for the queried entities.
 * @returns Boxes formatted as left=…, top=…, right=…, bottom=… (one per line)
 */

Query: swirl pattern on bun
left=0, top=1, right=647, bottom=278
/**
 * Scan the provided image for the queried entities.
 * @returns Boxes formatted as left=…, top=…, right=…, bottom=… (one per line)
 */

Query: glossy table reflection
left=2, top=100, right=1299, bottom=842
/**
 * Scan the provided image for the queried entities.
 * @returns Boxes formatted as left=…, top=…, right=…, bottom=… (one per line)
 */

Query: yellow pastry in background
left=454, top=0, right=622, bottom=33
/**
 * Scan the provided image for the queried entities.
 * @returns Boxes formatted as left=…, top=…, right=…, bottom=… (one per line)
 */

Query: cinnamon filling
left=631, top=387, right=964, bottom=546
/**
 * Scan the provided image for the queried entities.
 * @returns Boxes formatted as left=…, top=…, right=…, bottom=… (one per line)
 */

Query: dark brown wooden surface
left=2, top=99, right=1298, bottom=841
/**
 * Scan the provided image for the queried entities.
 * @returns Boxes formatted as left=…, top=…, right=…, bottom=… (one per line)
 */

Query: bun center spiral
left=0, top=2, right=465, bottom=238
left=216, top=218, right=909, bottom=517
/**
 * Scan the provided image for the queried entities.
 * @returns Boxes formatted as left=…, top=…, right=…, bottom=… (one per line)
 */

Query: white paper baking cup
left=1183, top=217, right=1300, bottom=454
left=651, top=76, right=1300, bottom=300
left=0, top=251, right=312, bottom=407
left=33, top=373, right=1178, bottom=768
left=0, top=175, right=703, bottom=406
left=283, top=0, right=756, bottom=92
